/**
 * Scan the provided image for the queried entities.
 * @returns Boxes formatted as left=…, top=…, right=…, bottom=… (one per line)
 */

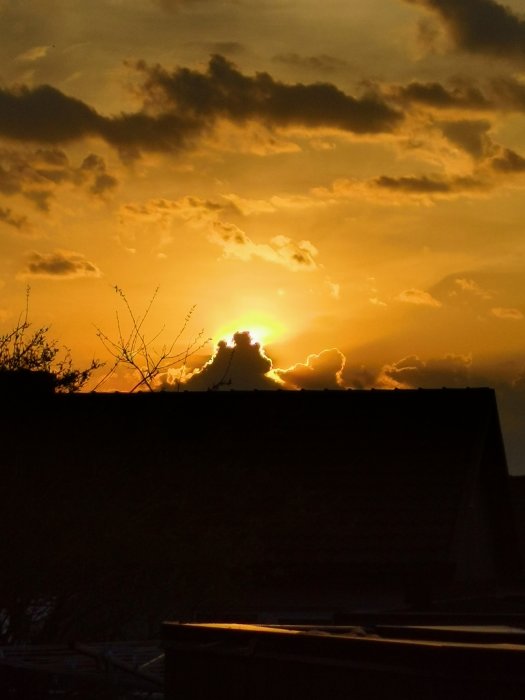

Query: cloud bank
left=138, top=54, right=403, bottom=135
left=0, top=56, right=402, bottom=160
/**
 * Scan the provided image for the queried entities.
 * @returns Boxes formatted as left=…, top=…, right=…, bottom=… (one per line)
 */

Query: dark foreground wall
left=0, top=389, right=518, bottom=642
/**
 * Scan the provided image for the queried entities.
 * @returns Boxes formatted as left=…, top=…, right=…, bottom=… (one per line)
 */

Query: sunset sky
left=1, top=0, right=525, bottom=468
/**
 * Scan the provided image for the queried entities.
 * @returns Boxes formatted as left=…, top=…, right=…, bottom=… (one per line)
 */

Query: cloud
left=396, top=288, right=442, bottom=307
left=454, top=277, right=492, bottom=299
left=404, top=0, right=525, bottom=60
left=24, top=189, right=53, bottom=212
left=0, top=83, right=202, bottom=157
left=121, top=195, right=320, bottom=271
left=120, top=196, right=228, bottom=229
left=222, top=192, right=326, bottom=215
left=427, top=269, right=525, bottom=314
left=137, top=54, right=403, bottom=135
left=391, top=75, right=525, bottom=116
left=490, top=76, right=525, bottom=110
left=165, top=336, right=349, bottom=392
left=438, top=119, right=493, bottom=158
left=0, top=84, right=103, bottom=143
left=313, top=172, right=491, bottom=204
left=374, top=173, right=483, bottom=195
left=80, top=153, right=118, bottom=195
left=0, top=148, right=118, bottom=212
left=490, top=148, right=525, bottom=173
left=431, top=121, right=525, bottom=176
left=272, top=53, right=349, bottom=73
left=380, top=353, right=472, bottom=388
left=16, top=45, right=52, bottom=62
left=341, top=362, right=382, bottom=389
left=392, top=80, right=492, bottom=110
left=0, top=206, right=28, bottom=230
left=175, top=331, right=278, bottom=391
left=274, top=348, right=346, bottom=390
left=0, top=56, right=403, bottom=158
left=21, top=250, right=102, bottom=279
left=490, top=307, right=524, bottom=320
left=210, top=224, right=319, bottom=271
left=326, top=278, right=340, bottom=300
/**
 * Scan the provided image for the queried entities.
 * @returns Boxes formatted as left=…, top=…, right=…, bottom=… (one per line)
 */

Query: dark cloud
left=0, top=206, right=28, bottom=230
left=490, top=76, right=525, bottom=110
left=0, top=84, right=202, bottom=157
left=416, top=16, right=443, bottom=52
left=275, top=348, right=346, bottom=390
left=490, top=147, right=525, bottom=172
left=373, top=173, right=484, bottom=195
left=22, top=250, right=101, bottom=279
left=392, top=81, right=492, bottom=110
left=438, top=119, right=492, bottom=158
left=96, top=111, right=203, bottom=160
left=392, top=75, right=525, bottom=115
left=272, top=53, right=349, bottom=74
left=404, top=0, right=525, bottom=60
left=90, top=173, right=118, bottom=195
left=0, top=85, right=101, bottom=144
left=178, top=331, right=278, bottom=391
left=0, top=148, right=118, bottom=211
left=138, top=54, right=403, bottom=134
left=0, top=165, right=22, bottom=196
left=80, top=154, right=118, bottom=195
left=375, top=175, right=450, bottom=194
left=174, top=340, right=347, bottom=392
left=0, top=56, right=402, bottom=158
left=340, top=362, right=381, bottom=390
left=381, top=353, right=472, bottom=388
left=24, top=189, right=53, bottom=212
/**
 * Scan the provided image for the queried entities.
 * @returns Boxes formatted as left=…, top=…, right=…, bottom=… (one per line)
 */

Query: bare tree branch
left=94, top=287, right=210, bottom=392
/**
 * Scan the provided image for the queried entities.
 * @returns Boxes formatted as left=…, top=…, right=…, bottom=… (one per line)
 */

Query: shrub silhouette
left=0, top=288, right=101, bottom=393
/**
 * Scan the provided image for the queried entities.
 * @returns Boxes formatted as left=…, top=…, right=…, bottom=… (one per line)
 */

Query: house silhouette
left=0, top=387, right=519, bottom=641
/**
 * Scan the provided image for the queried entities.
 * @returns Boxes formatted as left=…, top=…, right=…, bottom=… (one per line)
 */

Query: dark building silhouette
left=0, top=388, right=520, bottom=642
left=509, top=475, right=525, bottom=572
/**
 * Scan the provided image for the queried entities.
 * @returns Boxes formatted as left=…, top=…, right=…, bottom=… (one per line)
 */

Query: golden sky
left=1, top=0, right=525, bottom=466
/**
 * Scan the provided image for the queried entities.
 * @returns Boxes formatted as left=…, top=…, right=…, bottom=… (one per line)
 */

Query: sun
left=213, top=313, right=285, bottom=348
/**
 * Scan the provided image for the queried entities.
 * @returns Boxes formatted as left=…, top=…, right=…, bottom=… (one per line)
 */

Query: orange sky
left=1, top=0, right=525, bottom=469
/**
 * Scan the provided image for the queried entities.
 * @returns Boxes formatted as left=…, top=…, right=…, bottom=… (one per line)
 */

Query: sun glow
left=213, top=314, right=285, bottom=348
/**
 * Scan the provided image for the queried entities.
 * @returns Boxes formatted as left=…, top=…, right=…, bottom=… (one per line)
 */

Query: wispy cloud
left=490, top=307, right=524, bottom=320
left=396, top=288, right=442, bottom=307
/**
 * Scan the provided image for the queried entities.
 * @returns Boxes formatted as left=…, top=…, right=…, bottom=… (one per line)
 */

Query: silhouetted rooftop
left=0, top=388, right=519, bottom=638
